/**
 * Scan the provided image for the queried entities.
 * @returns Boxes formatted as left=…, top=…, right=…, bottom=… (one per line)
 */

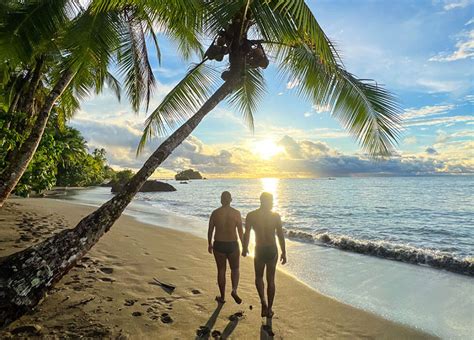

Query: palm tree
left=0, top=0, right=194, bottom=205
left=0, top=0, right=401, bottom=325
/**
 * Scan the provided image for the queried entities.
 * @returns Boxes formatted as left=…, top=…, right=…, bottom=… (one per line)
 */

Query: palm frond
left=250, top=0, right=340, bottom=69
left=91, top=0, right=204, bottom=59
left=105, top=72, right=121, bottom=102
left=279, top=44, right=401, bottom=157
left=148, top=0, right=205, bottom=59
left=56, top=85, right=80, bottom=122
left=117, top=9, right=156, bottom=112
left=0, top=0, right=74, bottom=63
left=137, top=60, right=219, bottom=155
left=227, top=66, right=266, bottom=132
left=202, top=0, right=243, bottom=37
left=64, top=8, right=121, bottom=74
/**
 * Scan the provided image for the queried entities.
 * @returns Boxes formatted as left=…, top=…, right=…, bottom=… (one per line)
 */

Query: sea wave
left=284, top=229, right=474, bottom=277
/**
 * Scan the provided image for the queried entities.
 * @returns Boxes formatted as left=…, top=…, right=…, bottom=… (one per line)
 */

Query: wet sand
left=0, top=198, right=434, bottom=339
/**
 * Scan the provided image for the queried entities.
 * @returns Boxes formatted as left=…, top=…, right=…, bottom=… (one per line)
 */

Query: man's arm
left=236, top=211, right=244, bottom=245
left=242, top=213, right=251, bottom=257
left=276, top=214, right=287, bottom=264
left=207, top=212, right=215, bottom=254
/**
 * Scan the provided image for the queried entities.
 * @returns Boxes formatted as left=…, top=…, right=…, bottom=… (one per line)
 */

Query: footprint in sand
left=189, top=289, right=201, bottom=295
left=124, top=299, right=138, bottom=307
left=99, top=267, right=114, bottom=274
left=131, top=311, right=142, bottom=317
left=166, top=266, right=177, bottom=271
left=160, top=313, right=173, bottom=324
left=99, top=277, right=115, bottom=283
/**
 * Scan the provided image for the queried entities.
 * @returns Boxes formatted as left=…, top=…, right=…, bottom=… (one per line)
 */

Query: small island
left=175, top=169, right=203, bottom=181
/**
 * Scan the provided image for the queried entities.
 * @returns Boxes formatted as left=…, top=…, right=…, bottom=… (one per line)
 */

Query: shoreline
left=48, top=188, right=474, bottom=338
left=0, top=198, right=434, bottom=339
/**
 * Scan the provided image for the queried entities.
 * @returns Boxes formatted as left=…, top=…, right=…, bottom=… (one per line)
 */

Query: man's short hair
left=260, top=192, right=273, bottom=204
left=221, top=191, right=232, bottom=204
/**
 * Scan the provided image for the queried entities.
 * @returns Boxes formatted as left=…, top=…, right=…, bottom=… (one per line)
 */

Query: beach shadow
left=260, top=317, right=274, bottom=340
left=148, top=277, right=175, bottom=295
left=195, top=302, right=224, bottom=339
left=220, top=312, right=243, bottom=339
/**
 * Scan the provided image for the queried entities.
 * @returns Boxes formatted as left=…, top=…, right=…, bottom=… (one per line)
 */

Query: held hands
left=241, top=247, right=248, bottom=257
left=280, top=252, right=287, bottom=265
left=208, top=244, right=213, bottom=254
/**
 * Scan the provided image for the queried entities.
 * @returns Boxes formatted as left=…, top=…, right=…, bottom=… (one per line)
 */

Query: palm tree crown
left=135, top=0, right=401, bottom=157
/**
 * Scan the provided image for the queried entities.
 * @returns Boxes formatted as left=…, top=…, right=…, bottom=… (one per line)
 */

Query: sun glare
left=253, top=139, right=283, bottom=160
left=261, top=177, right=279, bottom=209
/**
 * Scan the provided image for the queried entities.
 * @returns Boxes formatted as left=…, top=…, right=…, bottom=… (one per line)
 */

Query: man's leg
left=228, top=248, right=242, bottom=304
left=266, top=255, right=278, bottom=317
left=213, top=250, right=227, bottom=303
left=254, top=257, right=267, bottom=317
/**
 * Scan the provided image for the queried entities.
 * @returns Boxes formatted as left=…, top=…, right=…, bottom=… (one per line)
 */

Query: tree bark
left=19, top=56, right=45, bottom=115
left=0, top=70, right=74, bottom=207
left=0, top=78, right=238, bottom=327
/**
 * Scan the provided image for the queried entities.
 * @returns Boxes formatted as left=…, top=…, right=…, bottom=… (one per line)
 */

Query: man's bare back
left=242, top=192, right=286, bottom=318
left=245, top=209, right=281, bottom=247
left=207, top=191, right=243, bottom=304
left=211, top=206, right=241, bottom=242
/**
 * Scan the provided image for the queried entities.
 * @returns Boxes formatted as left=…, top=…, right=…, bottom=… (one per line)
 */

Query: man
left=208, top=191, right=243, bottom=304
left=242, top=192, right=287, bottom=318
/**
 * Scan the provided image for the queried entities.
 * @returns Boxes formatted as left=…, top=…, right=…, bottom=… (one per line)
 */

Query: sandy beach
left=0, top=198, right=434, bottom=339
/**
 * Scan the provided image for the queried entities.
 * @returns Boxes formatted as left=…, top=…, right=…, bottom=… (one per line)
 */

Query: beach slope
left=0, top=199, right=433, bottom=339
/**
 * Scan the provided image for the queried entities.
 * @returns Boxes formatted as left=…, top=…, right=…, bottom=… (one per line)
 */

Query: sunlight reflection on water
left=260, top=177, right=279, bottom=208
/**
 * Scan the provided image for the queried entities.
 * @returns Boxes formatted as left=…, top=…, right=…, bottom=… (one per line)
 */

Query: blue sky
left=72, top=0, right=474, bottom=178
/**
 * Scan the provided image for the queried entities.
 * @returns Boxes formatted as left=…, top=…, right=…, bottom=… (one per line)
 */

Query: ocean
left=63, top=176, right=474, bottom=339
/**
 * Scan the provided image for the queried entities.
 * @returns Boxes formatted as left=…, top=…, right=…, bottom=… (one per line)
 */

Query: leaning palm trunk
left=0, top=70, right=74, bottom=207
left=0, top=78, right=237, bottom=326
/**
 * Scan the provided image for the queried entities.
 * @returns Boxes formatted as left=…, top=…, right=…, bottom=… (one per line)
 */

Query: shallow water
left=63, top=176, right=474, bottom=338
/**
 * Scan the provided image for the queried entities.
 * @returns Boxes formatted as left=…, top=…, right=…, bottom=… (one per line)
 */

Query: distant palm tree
left=0, top=0, right=197, bottom=205
left=0, top=0, right=401, bottom=325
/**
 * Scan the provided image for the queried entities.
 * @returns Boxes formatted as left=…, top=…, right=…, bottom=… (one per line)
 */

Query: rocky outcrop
left=111, top=180, right=176, bottom=193
left=175, top=169, right=202, bottom=180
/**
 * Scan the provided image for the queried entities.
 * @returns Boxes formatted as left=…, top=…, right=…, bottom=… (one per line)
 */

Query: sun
left=253, top=139, right=283, bottom=160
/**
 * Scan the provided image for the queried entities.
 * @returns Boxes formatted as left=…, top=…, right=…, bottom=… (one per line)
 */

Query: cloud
left=425, top=147, right=438, bottom=155
left=405, top=115, right=474, bottom=127
left=429, top=30, right=474, bottom=62
left=69, top=115, right=474, bottom=177
left=311, top=104, right=331, bottom=114
left=402, top=104, right=455, bottom=120
left=416, top=79, right=466, bottom=93
left=442, top=0, right=473, bottom=10
left=286, top=78, right=300, bottom=89
left=404, top=136, right=418, bottom=145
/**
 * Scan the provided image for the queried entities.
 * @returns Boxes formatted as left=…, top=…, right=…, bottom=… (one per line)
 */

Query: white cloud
left=429, top=30, right=474, bottom=62
left=405, top=115, right=474, bottom=127
left=286, top=78, right=300, bottom=89
left=466, top=18, right=474, bottom=26
left=402, top=104, right=455, bottom=120
left=404, top=136, right=418, bottom=145
left=442, top=0, right=473, bottom=10
left=416, top=79, right=466, bottom=93
left=311, top=104, right=331, bottom=113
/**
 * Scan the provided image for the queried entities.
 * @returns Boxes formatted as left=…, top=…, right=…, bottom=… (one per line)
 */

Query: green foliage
left=14, top=132, right=62, bottom=197
left=138, top=0, right=402, bottom=158
left=0, top=110, right=116, bottom=196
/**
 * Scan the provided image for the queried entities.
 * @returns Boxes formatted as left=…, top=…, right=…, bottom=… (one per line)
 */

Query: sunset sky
left=71, top=0, right=473, bottom=178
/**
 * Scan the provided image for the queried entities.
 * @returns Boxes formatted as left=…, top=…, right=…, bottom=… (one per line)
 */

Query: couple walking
left=207, top=191, right=287, bottom=318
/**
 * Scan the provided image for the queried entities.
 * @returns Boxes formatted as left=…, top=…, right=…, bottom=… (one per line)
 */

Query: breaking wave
left=284, top=229, right=474, bottom=277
